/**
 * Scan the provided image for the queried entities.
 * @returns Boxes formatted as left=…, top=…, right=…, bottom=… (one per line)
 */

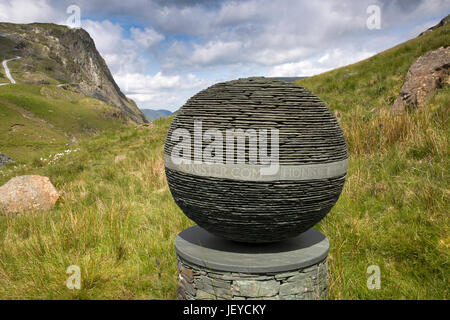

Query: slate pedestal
left=175, top=225, right=329, bottom=300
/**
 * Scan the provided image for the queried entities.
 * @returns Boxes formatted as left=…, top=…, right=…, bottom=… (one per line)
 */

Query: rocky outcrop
left=0, top=175, right=59, bottom=215
left=392, top=46, right=449, bottom=113
left=419, top=14, right=449, bottom=37
left=0, top=22, right=148, bottom=124
left=0, top=153, right=14, bottom=167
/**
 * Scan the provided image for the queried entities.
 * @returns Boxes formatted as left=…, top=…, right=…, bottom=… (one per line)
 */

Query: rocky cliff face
left=0, top=22, right=148, bottom=124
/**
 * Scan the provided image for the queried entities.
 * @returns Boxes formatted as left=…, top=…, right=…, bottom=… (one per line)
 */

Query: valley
left=0, top=17, right=448, bottom=300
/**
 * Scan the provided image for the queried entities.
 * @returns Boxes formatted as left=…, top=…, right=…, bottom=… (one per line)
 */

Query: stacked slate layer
left=164, top=77, right=348, bottom=243
left=177, top=257, right=328, bottom=300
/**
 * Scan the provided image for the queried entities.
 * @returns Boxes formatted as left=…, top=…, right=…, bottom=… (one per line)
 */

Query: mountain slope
left=0, top=22, right=147, bottom=124
left=0, top=83, right=128, bottom=161
left=0, top=23, right=150, bottom=161
left=296, top=21, right=449, bottom=299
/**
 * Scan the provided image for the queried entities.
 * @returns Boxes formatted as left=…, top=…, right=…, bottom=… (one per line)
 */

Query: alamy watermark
left=366, top=5, right=381, bottom=30
left=66, top=5, right=81, bottom=29
left=170, top=120, right=280, bottom=176
left=366, top=265, right=381, bottom=289
left=66, top=265, right=81, bottom=290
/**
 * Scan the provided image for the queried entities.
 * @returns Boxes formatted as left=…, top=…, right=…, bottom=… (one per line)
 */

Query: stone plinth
left=175, top=226, right=329, bottom=300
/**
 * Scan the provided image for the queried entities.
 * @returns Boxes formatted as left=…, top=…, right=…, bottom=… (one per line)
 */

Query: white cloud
left=116, top=72, right=180, bottom=91
left=0, top=0, right=60, bottom=23
left=81, top=19, right=148, bottom=75
left=128, top=92, right=184, bottom=109
left=158, top=0, right=372, bottom=70
left=268, top=61, right=328, bottom=78
left=82, top=20, right=125, bottom=53
left=268, top=49, right=375, bottom=77
left=190, top=40, right=243, bottom=66
left=114, top=71, right=212, bottom=110
left=154, top=0, right=449, bottom=72
left=130, top=27, right=165, bottom=48
left=318, top=53, right=330, bottom=64
left=216, top=0, right=268, bottom=26
left=116, top=72, right=209, bottom=92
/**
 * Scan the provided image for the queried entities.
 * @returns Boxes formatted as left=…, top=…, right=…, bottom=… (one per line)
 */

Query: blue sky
left=0, top=0, right=449, bottom=111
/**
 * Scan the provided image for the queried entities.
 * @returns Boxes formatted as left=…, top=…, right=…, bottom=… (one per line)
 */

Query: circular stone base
left=175, top=226, right=329, bottom=300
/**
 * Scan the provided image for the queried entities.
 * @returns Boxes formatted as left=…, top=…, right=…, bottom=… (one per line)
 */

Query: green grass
left=297, top=24, right=449, bottom=299
left=0, top=22, right=145, bottom=162
left=0, top=24, right=448, bottom=300
left=0, top=118, right=191, bottom=299
left=0, top=84, right=127, bottom=161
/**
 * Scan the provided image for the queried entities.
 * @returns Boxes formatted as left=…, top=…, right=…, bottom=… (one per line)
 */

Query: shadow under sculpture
left=164, top=77, right=348, bottom=300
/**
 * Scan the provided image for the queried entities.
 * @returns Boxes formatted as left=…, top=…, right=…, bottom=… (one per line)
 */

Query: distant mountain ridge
left=141, top=109, right=172, bottom=121
left=0, top=22, right=148, bottom=124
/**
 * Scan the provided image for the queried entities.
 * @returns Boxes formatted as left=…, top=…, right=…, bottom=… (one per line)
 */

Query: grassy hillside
left=0, top=23, right=448, bottom=299
left=0, top=22, right=148, bottom=124
left=0, top=22, right=148, bottom=164
left=0, top=84, right=127, bottom=162
left=297, top=23, right=449, bottom=299
left=0, top=118, right=184, bottom=299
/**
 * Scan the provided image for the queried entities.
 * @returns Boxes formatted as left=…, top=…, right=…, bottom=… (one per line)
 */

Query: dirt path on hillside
left=1, top=56, right=21, bottom=85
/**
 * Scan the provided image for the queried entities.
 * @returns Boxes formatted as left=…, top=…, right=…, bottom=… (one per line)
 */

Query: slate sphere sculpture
left=164, top=77, right=348, bottom=243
